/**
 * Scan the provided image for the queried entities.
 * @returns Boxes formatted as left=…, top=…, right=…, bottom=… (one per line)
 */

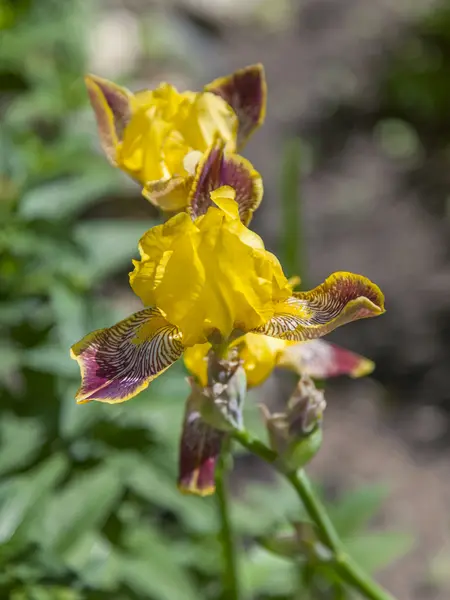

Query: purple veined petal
left=84, top=74, right=133, bottom=163
left=277, top=339, right=375, bottom=379
left=254, top=272, right=385, bottom=341
left=188, top=139, right=263, bottom=225
left=178, top=394, right=224, bottom=496
left=205, top=64, right=267, bottom=149
left=71, top=307, right=183, bottom=403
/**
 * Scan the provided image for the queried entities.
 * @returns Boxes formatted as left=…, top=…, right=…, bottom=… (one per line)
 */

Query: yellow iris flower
left=71, top=182, right=384, bottom=404
left=130, top=187, right=290, bottom=347
left=85, top=64, right=266, bottom=212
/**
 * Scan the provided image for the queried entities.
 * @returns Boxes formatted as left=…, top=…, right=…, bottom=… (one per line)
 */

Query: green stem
left=232, top=429, right=396, bottom=600
left=281, top=137, right=307, bottom=286
left=215, top=438, right=240, bottom=600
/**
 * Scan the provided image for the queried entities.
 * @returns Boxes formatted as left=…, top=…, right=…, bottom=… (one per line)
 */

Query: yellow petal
left=130, top=211, right=201, bottom=307
left=143, top=176, right=193, bottom=212
left=183, top=343, right=211, bottom=387
left=131, top=202, right=291, bottom=345
left=179, top=91, right=238, bottom=153
left=235, top=333, right=287, bottom=388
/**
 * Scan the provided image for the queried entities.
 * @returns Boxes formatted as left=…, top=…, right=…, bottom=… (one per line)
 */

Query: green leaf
left=19, top=171, right=122, bottom=220
left=74, top=219, right=158, bottom=282
left=119, top=525, right=200, bottom=600
left=114, top=452, right=217, bottom=534
left=241, top=546, right=298, bottom=596
left=345, top=532, right=414, bottom=573
left=232, top=477, right=304, bottom=536
left=50, top=284, right=86, bottom=349
left=22, top=345, right=76, bottom=377
left=40, top=464, right=123, bottom=554
left=0, top=454, right=68, bottom=547
left=58, top=381, right=103, bottom=440
left=117, top=551, right=199, bottom=600
left=60, top=531, right=119, bottom=590
left=0, top=415, right=44, bottom=476
left=328, top=485, right=390, bottom=537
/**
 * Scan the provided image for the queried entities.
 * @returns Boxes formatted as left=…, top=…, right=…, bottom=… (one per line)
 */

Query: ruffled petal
left=178, top=395, right=223, bottom=496
left=277, top=339, right=375, bottom=379
left=205, top=64, right=267, bottom=149
left=188, top=140, right=263, bottom=225
left=84, top=74, right=132, bottom=163
left=253, top=272, right=385, bottom=341
left=70, top=308, right=183, bottom=403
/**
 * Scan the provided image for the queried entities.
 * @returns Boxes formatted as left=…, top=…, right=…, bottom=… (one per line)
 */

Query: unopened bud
left=287, top=375, right=326, bottom=436
left=260, top=376, right=326, bottom=472
left=189, top=348, right=247, bottom=432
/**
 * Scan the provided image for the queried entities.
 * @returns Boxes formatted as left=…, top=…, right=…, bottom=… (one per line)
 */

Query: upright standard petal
left=70, top=308, right=183, bottom=403
left=131, top=194, right=291, bottom=346
left=84, top=74, right=132, bottom=163
left=205, top=64, right=267, bottom=149
left=188, top=140, right=263, bottom=225
left=254, top=272, right=385, bottom=341
left=178, top=394, right=224, bottom=496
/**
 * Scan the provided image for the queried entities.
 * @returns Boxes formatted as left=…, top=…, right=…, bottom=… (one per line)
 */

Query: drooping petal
left=178, top=394, right=224, bottom=496
left=84, top=74, right=132, bottom=163
left=205, top=64, right=267, bottom=149
left=70, top=308, right=183, bottom=403
left=277, top=339, right=375, bottom=379
left=188, top=141, right=263, bottom=225
left=254, top=272, right=385, bottom=341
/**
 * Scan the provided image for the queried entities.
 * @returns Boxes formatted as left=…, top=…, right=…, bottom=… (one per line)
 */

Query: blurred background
left=1, top=0, right=450, bottom=598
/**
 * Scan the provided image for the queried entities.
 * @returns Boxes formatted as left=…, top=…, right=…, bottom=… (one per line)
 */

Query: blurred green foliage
left=0, top=0, right=417, bottom=598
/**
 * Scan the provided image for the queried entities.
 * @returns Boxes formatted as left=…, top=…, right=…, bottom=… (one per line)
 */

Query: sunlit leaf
left=0, top=454, right=68, bottom=546
left=345, top=532, right=414, bottom=573
left=328, top=485, right=390, bottom=538
left=0, top=415, right=44, bottom=477
left=19, top=170, right=122, bottom=220
left=40, top=464, right=123, bottom=554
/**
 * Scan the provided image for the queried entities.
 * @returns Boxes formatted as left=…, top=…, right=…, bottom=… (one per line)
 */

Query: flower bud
left=260, top=375, right=326, bottom=472
left=189, top=348, right=247, bottom=432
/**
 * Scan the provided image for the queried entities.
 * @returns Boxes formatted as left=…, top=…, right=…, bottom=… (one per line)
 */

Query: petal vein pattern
left=71, top=308, right=183, bottom=403
left=254, top=273, right=385, bottom=341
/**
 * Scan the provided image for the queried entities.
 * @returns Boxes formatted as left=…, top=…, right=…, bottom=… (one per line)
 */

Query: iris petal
left=205, top=64, right=267, bottom=149
left=70, top=308, right=183, bottom=403
left=188, top=140, right=263, bottom=225
left=84, top=74, right=132, bottom=163
left=253, top=272, right=385, bottom=341
left=277, top=339, right=375, bottom=379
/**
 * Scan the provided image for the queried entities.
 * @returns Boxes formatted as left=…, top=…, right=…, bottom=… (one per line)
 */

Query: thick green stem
left=232, top=429, right=396, bottom=600
left=216, top=439, right=240, bottom=600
